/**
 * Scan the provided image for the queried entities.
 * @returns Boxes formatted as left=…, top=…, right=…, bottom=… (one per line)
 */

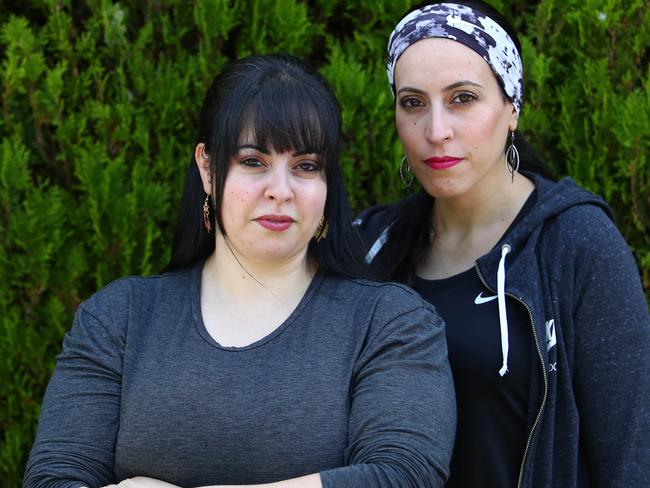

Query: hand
left=102, top=477, right=181, bottom=488
left=196, top=473, right=322, bottom=488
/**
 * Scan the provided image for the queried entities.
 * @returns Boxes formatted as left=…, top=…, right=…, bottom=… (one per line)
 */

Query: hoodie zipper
left=474, top=262, right=548, bottom=488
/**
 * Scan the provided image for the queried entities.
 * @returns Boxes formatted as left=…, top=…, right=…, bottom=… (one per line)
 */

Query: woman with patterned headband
left=356, top=1, right=650, bottom=486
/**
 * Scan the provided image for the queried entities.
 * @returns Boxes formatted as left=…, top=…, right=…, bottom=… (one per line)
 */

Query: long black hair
left=381, top=0, right=554, bottom=284
left=164, top=54, right=376, bottom=280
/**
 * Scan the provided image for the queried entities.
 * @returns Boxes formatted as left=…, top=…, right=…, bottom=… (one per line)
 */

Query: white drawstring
left=497, top=244, right=511, bottom=376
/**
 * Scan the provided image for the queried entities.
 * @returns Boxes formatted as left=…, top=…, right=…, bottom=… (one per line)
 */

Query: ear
left=508, top=105, right=519, bottom=133
left=195, top=143, right=212, bottom=195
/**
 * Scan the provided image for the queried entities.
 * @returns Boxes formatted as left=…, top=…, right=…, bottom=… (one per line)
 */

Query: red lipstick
left=425, top=156, right=463, bottom=170
left=255, top=215, right=295, bottom=232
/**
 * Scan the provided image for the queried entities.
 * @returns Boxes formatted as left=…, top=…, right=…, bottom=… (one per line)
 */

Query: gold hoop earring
left=203, top=195, right=212, bottom=233
left=314, top=216, right=329, bottom=242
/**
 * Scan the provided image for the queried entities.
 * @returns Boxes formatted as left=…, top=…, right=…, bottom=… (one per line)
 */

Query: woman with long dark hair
left=357, top=2, right=650, bottom=487
left=24, top=55, right=455, bottom=488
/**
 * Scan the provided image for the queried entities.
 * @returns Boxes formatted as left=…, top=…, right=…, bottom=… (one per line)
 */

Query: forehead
left=394, top=38, right=496, bottom=90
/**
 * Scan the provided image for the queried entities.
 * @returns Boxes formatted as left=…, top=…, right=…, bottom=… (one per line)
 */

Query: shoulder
left=542, top=199, right=629, bottom=262
left=85, top=267, right=194, bottom=308
left=323, top=273, right=429, bottom=307
left=552, top=202, right=616, bottom=234
left=550, top=205, right=642, bottom=300
left=320, top=274, right=445, bottom=334
left=525, top=182, right=644, bottom=300
left=78, top=267, right=196, bottom=332
left=354, top=194, right=424, bottom=265
left=355, top=194, right=420, bottom=241
left=321, top=277, right=450, bottom=390
left=520, top=175, right=624, bottom=259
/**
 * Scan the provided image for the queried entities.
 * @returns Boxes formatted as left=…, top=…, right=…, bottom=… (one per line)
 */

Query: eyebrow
left=444, top=80, right=483, bottom=90
left=236, top=144, right=318, bottom=157
left=396, top=80, right=484, bottom=96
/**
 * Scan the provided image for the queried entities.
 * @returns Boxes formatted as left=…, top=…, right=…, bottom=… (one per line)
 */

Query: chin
left=422, top=181, right=465, bottom=200
left=255, top=246, right=307, bottom=262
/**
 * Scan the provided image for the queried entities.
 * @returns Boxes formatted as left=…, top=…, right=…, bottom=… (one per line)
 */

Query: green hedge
left=1, top=0, right=648, bottom=485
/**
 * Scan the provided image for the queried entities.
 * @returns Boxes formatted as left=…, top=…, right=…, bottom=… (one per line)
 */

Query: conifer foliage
left=1, top=0, right=648, bottom=484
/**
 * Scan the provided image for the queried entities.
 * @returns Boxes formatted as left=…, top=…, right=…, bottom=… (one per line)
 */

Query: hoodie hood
left=476, top=173, right=612, bottom=293
left=475, top=173, right=612, bottom=376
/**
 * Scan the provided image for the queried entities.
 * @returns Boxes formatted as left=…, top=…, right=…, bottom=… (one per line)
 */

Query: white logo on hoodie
left=546, top=319, right=557, bottom=352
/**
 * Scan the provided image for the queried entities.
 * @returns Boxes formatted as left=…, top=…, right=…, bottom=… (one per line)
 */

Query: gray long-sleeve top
left=24, top=265, right=455, bottom=487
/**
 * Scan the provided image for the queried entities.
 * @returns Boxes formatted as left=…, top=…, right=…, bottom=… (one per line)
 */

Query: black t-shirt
left=413, top=191, right=536, bottom=487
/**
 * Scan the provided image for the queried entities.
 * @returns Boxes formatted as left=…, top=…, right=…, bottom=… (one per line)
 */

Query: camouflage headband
left=386, top=2, right=523, bottom=113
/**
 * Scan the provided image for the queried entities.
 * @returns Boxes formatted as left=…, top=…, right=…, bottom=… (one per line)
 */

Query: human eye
left=295, top=158, right=322, bottom=173
left=399, top=96, right=424, bottom=109
left=240, top=157, right=264, bottom=168
left=451, top=91, right=477, bottom=104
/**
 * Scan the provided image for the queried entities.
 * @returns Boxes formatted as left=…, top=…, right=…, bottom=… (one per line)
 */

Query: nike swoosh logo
left=475, top=292, right=498, bottom=305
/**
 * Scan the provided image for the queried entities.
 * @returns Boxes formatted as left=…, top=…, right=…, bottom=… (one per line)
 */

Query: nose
left=424, top=105, right=453, bottom=144
left=264, top=165, right=294, bottom=201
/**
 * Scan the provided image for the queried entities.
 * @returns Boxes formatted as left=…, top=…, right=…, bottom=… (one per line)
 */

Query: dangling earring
left=203, top=195, right=212, bottom=233
left=314, top=216, right=329, bottom=242
left=399, top=156, right=414, bottom=187
left=505, top=131, right=520, bottom=182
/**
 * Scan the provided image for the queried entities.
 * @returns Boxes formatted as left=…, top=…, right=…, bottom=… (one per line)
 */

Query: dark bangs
left=242, top=75, right=339, bottom=161
left=211, top=62, right=341, bottom=171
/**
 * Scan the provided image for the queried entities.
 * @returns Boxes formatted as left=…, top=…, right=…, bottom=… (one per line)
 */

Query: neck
left=417, top=169, right=534, bottom=279
left=432, top=170, right=533, bottom=240
left=204, top=232, right=314, bottom=306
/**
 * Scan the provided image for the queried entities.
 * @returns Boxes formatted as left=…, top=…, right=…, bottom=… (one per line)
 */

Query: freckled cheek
left=478, top=110, right=502, bottom=137
left=396, top=116, right=414, bottom=133
left=225, top=184, right=254, bottom=206
left=223, top=190, right=252, bottom=229
left=310, top=183, right=327, bottom=208
left=396, top=121, right=418, bottom=151
left=458, top=118, right=494, bottom=156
